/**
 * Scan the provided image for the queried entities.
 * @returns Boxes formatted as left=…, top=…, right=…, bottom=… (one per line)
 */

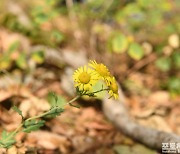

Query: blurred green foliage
left=0, top=0, right=64, bottom=46
left=0, top=41, right=45, bottom=70
left=0, top=0, right=179, bottom=95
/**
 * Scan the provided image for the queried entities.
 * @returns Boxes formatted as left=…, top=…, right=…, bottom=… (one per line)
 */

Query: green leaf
left=31, top=50, right=45, bottom=64
left=15, top=53, right=27, bottom=69
left=44, top=107, right=64, bottom=118
left=173, top=52, right=180, bottom=68
left=111, top=34, right=128, bottom=53
left=128, top=43, right=144, bottom=60
left=137, top=0, right=152, bottom=8
left=47, top=92, right=67, bottom=108
left=45, top=0, right=56, bottom=5
left=0, top=131, right=16, bottom=148
left=35, top=13, right=49, bottom=24
left=92, top=80, right=107, bottom=99
left=51, top=30, right=64, bottom=43
left=12, top=105, right=24, bottom=119
left=0, top=56, right=11, bottom=69
left=155, top=57, right=171, bottom=72
left=167, top=77, right=180, bottom=94
left=47, top=92, right=57, bottom=107
left=7, top=41, right=20, bottom=53
left=23, top=120, right=45, bottom=133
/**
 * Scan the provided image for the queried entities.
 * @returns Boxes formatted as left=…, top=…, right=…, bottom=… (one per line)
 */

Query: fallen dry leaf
left=26, top=131, right=70, bottom=152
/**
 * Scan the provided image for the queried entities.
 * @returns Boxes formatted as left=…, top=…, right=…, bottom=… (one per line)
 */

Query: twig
left=103, top=87, right=180, bottom=150
left=125, top=53, right=157, bottom=77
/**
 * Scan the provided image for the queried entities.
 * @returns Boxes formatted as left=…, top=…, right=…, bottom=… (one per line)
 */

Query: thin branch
left=103, top=87, right=180, bottom=150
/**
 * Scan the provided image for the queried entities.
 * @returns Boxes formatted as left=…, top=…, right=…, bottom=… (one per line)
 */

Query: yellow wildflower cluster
left=73, top=60, right=119, bottom=99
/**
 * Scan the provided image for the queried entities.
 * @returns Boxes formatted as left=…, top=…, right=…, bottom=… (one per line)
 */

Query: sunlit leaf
left=23, top=120, right=45, bottom=133
left=92, top=80, right=107, bottom=99
left=111, top=33, right=128, bottom=53
left=31, top=50, right=45, bottom=64
left=47, top=92, right=66, bottom=108
left=15, top=53, right=27, bottom=69
left=155, top=57, right=171, bottom=72
left=0, top=56, right=11, bottom=69
left=128, top=43, right=144, bottom=60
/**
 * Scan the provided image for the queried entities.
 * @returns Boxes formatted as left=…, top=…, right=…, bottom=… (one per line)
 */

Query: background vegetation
left=0, top=0, right=179, bottom=153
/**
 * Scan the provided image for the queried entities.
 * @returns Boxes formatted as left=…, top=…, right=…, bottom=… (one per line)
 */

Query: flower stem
left=84, top=88, right=109, bottom=96
left=67, top=95, right=81, bottom=108
left=3, top=95, right=81, bottom=145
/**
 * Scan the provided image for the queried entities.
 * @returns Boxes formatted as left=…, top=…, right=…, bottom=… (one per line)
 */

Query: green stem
left=2, top=123, right=23, bottom=144
left=68, top=95, right=80, bottom=104
left=1, top=95, right=80, bottom=146
left=85, top=88, right=109, bottom=96
left=67, top=95, right=80, bottom=108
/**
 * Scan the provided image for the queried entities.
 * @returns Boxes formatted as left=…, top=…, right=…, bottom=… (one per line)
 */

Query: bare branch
left=103, top=87, right=180, bottom=150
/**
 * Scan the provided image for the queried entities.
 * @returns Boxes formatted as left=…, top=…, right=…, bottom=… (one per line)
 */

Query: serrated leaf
left=56, top=96, right=66, bottom=108
left=47, top=92, right=66, bottom=108
left=128, top=43, right=144, bottom=60
left=23, top=120, right=45, bottom=133
left=23, top=125, right=41, bottom=133
left=155, top=57, right=171, bottom=72
left=112, top=34, right=128, bottom=53
left=23, top=119, right=44, bottom=127
left=0, top=131, right=16, bottom=148
left=44, top=108, right=64, bottom=118
left=12, top=105, right=24, bottom=119
left=1, top=130, right=8, bottom=139
left=47, top=92, right=58, bottom=107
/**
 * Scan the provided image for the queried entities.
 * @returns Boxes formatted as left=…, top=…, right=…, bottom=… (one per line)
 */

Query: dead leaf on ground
left=26, top=131, right=71, bottom=153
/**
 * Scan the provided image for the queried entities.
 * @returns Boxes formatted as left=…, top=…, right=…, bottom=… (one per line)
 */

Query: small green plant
left=0, top=60, right=119, bottom=149
left=0, top=41, right=45, bottom=70
left=0, top=0, right=64, bottom=47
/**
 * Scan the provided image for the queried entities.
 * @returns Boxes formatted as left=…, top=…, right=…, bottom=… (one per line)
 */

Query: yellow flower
left=107, top=77, right=119, bottom=99
left=88, top=60, right=111, bottom=80
left=73, top=66, right=98, bottom=91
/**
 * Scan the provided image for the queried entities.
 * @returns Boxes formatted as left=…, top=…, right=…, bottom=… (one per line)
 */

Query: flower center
left=110, top=82, right=118, bottom=93
left=96, top=64, right=110, bottom=76
left=78, top=72, right=90, bottom=84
